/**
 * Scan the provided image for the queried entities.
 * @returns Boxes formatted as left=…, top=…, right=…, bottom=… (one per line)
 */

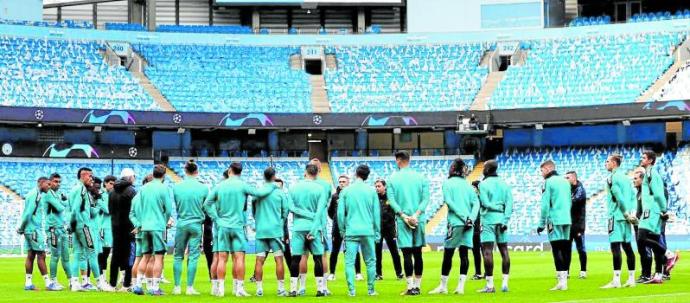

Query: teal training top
left=443, top=176, right=480, bottom=227
left=253, top=181, right=289, bottom=239
left=173, top=176, right=209, bottom=227
left=288, top=178, right=328, bottom=235
left=539, top=172, right=572, bottom=227
left=138, top=179, right=173, bottom=232
left=478, top=176, right=513, bottom=226
left=607, top=168, right=634, bottom=221
left=337, top=179, right=381, bottom=237
left=387, top=167, right=430, bottom=221
left=204, top=176, right=276, bottom=229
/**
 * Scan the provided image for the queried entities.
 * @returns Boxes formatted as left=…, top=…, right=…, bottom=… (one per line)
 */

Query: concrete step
left=470, top=72, right=506, bottom=110
left=131, top=71, right=176, bottom=112
left=636, top=60, right=684, bottom=103
left=310, top=74, right=331, bottom=113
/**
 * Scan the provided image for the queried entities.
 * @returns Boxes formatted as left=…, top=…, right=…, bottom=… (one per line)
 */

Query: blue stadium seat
left=0, top=37, right=158, bottom=110
left=325, top=43, right=490, bottom=112
left=133, top=44, right=311, bottom=113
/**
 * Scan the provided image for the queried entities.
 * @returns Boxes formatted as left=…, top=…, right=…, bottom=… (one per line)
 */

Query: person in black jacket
left=327, top=175, right=361, bottom=280
left=374, top=179, right=403, bottom=280
left=565, top=171, right=587, bottom=279
left=108, top=168, right=137, bottom=289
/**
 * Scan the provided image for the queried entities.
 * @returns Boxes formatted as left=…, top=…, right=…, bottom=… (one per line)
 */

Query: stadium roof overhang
left=0, top=100, right=688, bottom=131
left=43, top=0, right=122, bottom=8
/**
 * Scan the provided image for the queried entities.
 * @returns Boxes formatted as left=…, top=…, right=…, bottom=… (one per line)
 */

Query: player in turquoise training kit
left=537, top=160, right=572, bottom=291
left=287, top=163, right=329, bottom=297
left=429, top=158, right=479, bottom=295
left=136, top=165, right=173, bottom=296
left=204, top=162, right=276, bottom=297
left=638, top=151, right=679, bottom=283
left=337, top=164, right=381, bottom=296
left=68, top=168, right=114, bottom=292
left=601, top=154, right=637, bottom=289
left=387, top=151, right=430, bottom=296
left=253, top=167, right=289, bottom=297
left=45, top=173, right=72, bottom=290
left=302, top=158, right=332, bottom=295
left=172, top=160, right=208, bottom=295
left=477, top=160, right=513, bottom=293
left=130, top=174, right=153, bottom=295
left=18, top=176, right=54, bottom=291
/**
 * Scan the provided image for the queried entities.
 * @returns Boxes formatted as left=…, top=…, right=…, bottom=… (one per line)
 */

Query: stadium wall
left=2, top=19, right=688, bottom=46
left=684, top=121, right=690, bottom=142
left=407, top=0, right=544, bottom=33
left=503, top=123, right=666, bottom=148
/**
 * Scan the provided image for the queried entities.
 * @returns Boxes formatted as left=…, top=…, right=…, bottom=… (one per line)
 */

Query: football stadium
left=0, top=0, right=689, bottom=302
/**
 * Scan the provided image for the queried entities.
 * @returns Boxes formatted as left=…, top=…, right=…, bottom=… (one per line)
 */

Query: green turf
left=0, top=251, right=687, bottom=303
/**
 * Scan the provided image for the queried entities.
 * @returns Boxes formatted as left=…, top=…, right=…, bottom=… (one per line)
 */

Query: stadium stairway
left=424, top=161, right=484, bottom=234
left=325, top=54, right=337, bottom=70
left=471, top=72, right=506, bottom=110
left=320, top=161, right=335, bottom=188
left=166, top=167, right=183, bottom=183
left=132, top=71, right=177, bottom=112
left=0, top=184, right=23, bottom=203
left=565, top=0, right=578, bottom=21
left=636, top=35, right=690, bottom=103
left=290, top=54, right=302, bottom=70
left=311, top=75, right=331, bottom=113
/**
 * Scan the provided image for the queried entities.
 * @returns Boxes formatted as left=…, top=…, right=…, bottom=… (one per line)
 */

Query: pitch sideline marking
left=550, top=292, right=690, bottom=303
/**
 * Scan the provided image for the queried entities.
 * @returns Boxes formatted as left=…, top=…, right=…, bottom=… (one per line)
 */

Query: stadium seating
left=0, top=159, right=161, bottom=254
left=490, top=32, right=684, bottom=109
left=657, top=145, right=689, bottom=235
left=324, top=43, right=490, bottom=112
left=654, top=61, right=690, bottom=101
left=330, top=157, right=475, bottom=229
left=169, top=158, right=306, bottom=189
left=156, top=25, right=252, bottom=34
left=134, top=44, right=311, bottom=113
left=0, top=191, right=22, bottom=254
left=105, top=23, right=147, bottom=32
left=569, top=16, right=611, bottom=27
left=0, top=19, right=94, bottom=29
left=496, top=146, right=645, bottom=236
left=630, top=10, right=690, bottom=23
left=0, top=159, right=160, bottom=198
left=0, top=36, right=159, bottom=110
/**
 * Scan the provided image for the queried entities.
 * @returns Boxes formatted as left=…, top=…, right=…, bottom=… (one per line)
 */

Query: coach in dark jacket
left=108, top=169, right=137, bottom=288
left=565, top=171, right=587, bottom=278
left=374, top=179, right=403, bottom=279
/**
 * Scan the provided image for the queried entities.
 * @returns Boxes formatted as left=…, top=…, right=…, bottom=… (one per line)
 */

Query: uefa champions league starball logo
left=128, top=147, right=138, bottom=158
left=172, top=113, right=182, bottom=124
left=34, top=110, right=44, bottom=120
left=313, top=115, right=323, bottom=125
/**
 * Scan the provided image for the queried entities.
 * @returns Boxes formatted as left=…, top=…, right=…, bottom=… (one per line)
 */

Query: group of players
left=17, top=150, right=680, bottom=297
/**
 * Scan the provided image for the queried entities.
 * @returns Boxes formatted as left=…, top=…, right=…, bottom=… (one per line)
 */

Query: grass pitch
left=0, top=251, right=687, bottom=303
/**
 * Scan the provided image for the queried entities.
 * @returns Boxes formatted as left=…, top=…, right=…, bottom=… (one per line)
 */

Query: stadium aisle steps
left=0, top=184, right=23, bottom=204
left=425, top=161, right=484, bottom=234
left=166, top=167, right=183, bottom=183
left=132, top=71, right=177, bottom=112
left=311, top=75, right=331, bottom=113
left=472, top=71, right=506, bottom=110
left=290, top=54, right=302, bottom=70
left=325, top=54, right=337, bottom=70
left=320, top=162, right=335, bottom=188
left=638, top=37, right=690, bottom=102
